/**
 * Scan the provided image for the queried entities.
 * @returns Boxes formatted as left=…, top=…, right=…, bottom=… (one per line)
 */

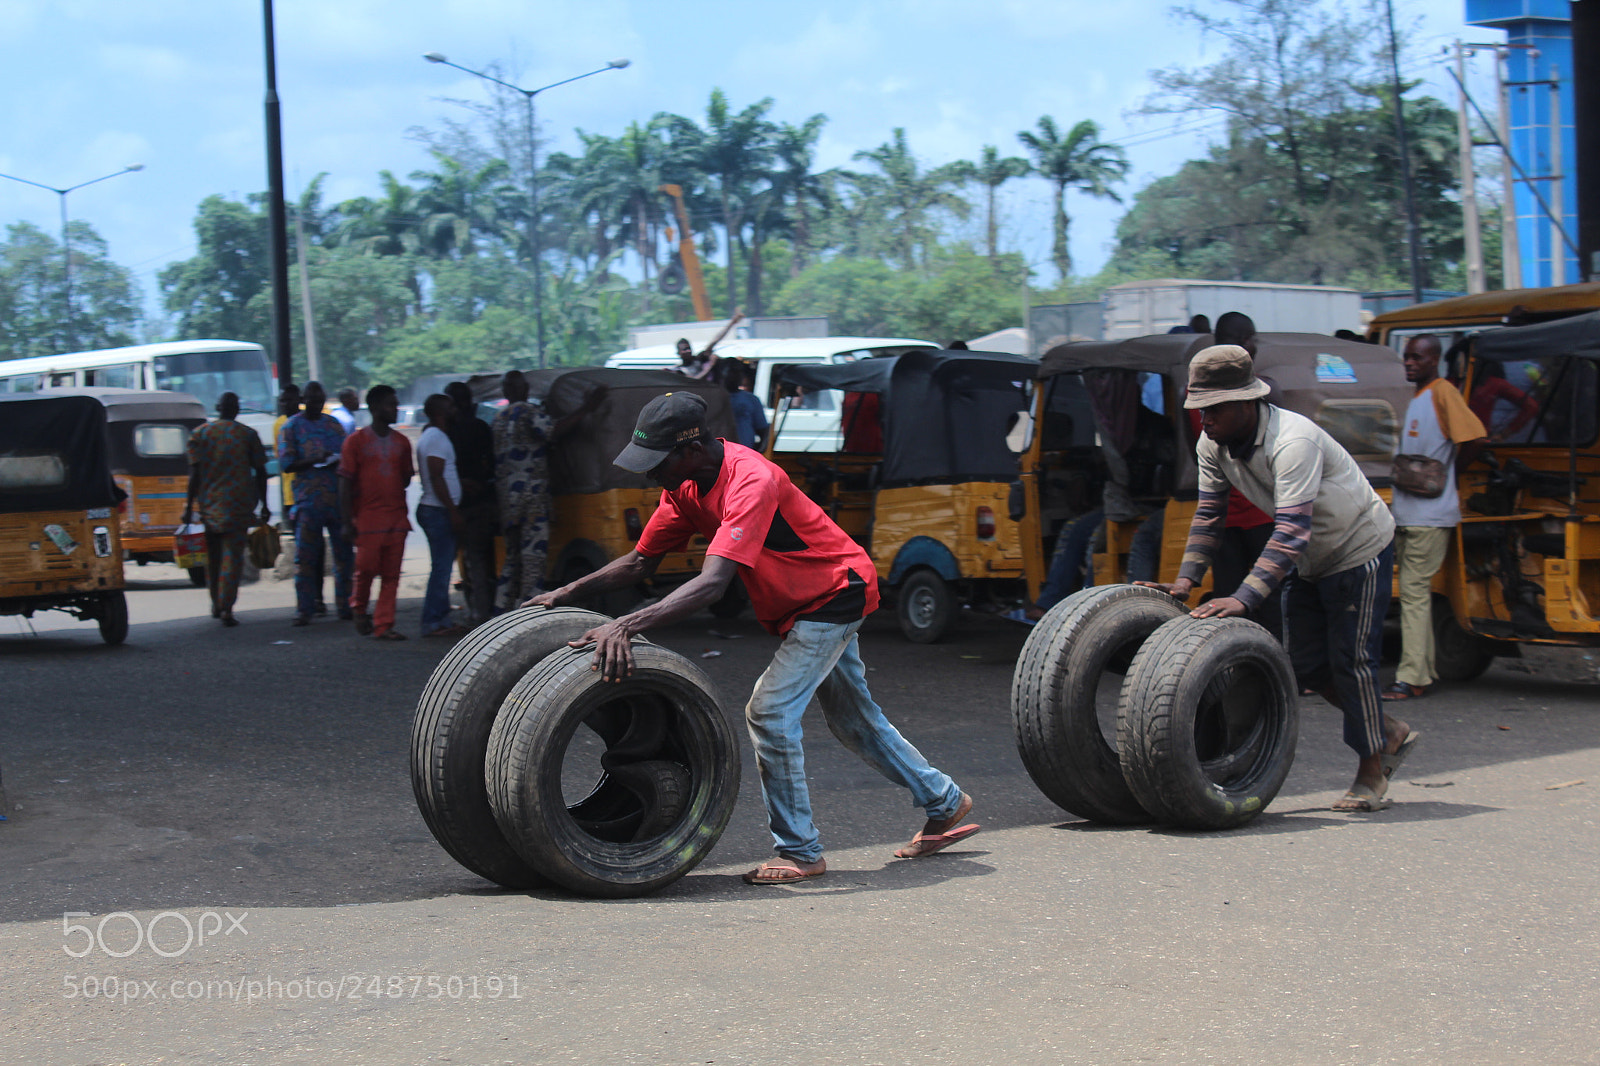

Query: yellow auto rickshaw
left=0, top=393, right=129, bottom=643
left=55, top=388, right=209, bottom=583
left=772, top=349, right=1037, bottom=642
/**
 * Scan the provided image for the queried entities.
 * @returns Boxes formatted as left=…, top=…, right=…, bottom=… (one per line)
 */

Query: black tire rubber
left=708, top=574, right=749, bottom=619
left=97, top=591, right=129, bottom=646
left=484, top=642, right=740, bottom=898
left=897, top=568, right=953, bottom=644
left=409, top=606, right=610, bottom=888
left=1011, top=584, right=1182, bottom=824
left=187, top=566, right=206, bottom=588
left=1432, top=593, right=1495, bottom=682
left=1117, top=616, right=1299, bottom=830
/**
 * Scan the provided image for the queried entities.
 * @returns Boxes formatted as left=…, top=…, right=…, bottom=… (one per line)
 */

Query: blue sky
left=0, top=0, right=1494, bottom=330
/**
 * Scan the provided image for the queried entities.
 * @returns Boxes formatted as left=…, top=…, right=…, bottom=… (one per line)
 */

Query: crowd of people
left=183, top=372, right=598, bottom=640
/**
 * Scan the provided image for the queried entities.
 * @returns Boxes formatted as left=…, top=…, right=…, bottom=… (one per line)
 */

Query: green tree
left=0, top=221, right=140, bottom=357
left=159, top=194, right=271, bottom=342
left=1017, top=117, right=1129, bottom=279
left=846, top=128, right=971, bottom=270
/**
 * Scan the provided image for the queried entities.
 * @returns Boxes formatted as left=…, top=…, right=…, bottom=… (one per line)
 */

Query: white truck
left=1102, top=279, right=1364, bottom=339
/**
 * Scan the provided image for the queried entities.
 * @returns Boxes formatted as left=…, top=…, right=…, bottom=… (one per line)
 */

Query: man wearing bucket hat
left=1138, top=345, right=1420, bottom=812
left=525, top=391, right=978, bottom=884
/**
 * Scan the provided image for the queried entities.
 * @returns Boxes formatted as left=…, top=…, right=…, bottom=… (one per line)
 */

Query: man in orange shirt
left=340, top=385, right=414, bottom=641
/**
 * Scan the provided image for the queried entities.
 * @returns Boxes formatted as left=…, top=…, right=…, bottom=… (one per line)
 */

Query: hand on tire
left=571, top=619, right=636, bottom=682
left=1134, top=578, right=1194, bottom=602
left=1189, top=595, right=1247, bottom=619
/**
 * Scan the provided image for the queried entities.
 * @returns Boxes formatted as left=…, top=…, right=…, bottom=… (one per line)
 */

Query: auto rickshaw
left=0, top=393, right=129, bottom=644
left=772, top=349, right=1037, bottom=642
left=450, top=367, right=737, bottom=613
left=1429, top=310, right=1600, bottom=674
left=1016, top=331, right=1413, bottom=618
left=50, top=388, right=209, bottom=583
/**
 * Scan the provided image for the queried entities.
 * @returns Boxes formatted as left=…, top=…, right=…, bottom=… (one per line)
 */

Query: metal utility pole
left=1384, top=0, right=1425, bottom=304
left=1496, top=46, right=1523, bottom=288
left=262, top=0, right=293, bottom=387
left=294, top=207, right=321, bottom=382
left=1576, top=0, right=1600, bottom=282
left=1455, top=41, right=1486, bottom=294
left=1551, top=68, right=1566, bottom=286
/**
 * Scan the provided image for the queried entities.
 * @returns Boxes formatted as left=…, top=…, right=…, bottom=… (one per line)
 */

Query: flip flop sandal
left=1332, top=782, right=1391, bottom=812
left=742, top=858, right=826, bottom=885
left=1381, top=731, right=1422, bottom=778
left=1382, top=682, right=1429, bottom=701
left=894, top=822, right=981, bottom=859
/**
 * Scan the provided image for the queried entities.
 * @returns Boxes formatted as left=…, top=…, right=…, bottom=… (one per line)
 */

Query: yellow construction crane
left=658, top=183, right=713, bottom=321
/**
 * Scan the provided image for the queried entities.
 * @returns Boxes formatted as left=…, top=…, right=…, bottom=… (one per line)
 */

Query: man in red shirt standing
left=528, top=393, right=977, bottom=885
left=340, top=385, right=415, bottom=641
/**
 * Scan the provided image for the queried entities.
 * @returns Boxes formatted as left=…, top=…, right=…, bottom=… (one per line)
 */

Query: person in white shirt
left=1385, top=334, right=1487, bottom=700
left=415, top=394, right=466, bottom=637
left=330, top=388, right=360, bottom=434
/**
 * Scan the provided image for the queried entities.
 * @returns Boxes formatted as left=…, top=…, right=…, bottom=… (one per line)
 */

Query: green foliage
left=0, top=221, right=141, bottom=357
left=159, top=194, right=271, bottom=341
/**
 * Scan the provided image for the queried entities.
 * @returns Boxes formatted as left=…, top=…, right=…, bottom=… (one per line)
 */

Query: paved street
left=1, top=555, right=1597, bottom=1065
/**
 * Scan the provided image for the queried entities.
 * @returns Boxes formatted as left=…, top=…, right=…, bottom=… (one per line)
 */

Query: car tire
left=1432, top=593, right=1495, bottom=682
left=485, top=643, right=740, bottom=898
left=97, top=591, right=129, bottom=646
left=410, top=606, right=610, bottom=888
left=1117, top=616, right=1299, bottom=830
left=1011, top=585, right=1182, bottom=824
left=897, top=568, right=953, bottom=644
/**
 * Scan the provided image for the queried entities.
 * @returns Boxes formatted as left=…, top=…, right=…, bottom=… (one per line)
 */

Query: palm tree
left=945, top=146, right=1032, bottom=261
left=847, top=128, right=970, bottom=270
left=410, top=151, right=512, bottom=259
left=1017, top=117, right=1129, bottom=278
left=771, top=115, right=830, bottom=275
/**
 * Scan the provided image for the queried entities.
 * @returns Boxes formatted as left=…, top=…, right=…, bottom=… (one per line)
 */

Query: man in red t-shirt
left=528, top=392, right=977, bottom=885
left=340, top=385, right=415, bottom=640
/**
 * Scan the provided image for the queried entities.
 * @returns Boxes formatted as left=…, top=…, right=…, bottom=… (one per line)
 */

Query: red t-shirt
left=340, top=427, right=415, bottom=534
left=635, top=442, right=880, bottom=635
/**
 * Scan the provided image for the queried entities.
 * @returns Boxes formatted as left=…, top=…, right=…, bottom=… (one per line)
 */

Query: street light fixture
left=424, top=52, right=629, bottom=368
left=0, top=164, right=144, bottom=350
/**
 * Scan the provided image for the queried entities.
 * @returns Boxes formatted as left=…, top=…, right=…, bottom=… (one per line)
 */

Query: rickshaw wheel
left=1117, top=616, right=1298, bottom=830
left=187, top=566, right=207, bottom=588
left=897, top=569, right=952, bottom=644
left=485, top=643, right=740, bottom=898
left=1432, top=594, right=1495, bottom=682
left=97, top=592, right=129, bottom=646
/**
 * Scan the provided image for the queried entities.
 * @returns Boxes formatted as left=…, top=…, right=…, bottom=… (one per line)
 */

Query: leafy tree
left=845, top=128, right=971, bottom=270
left=1017, top=117, right=1129, bottom=279
left=159, top=194, right=272, bottom=342
left=0, top=220, right=140, bottom=357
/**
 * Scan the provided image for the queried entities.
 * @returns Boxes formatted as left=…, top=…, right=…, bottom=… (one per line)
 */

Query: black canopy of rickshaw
left=460, top=367, right=736, bottom=495
left=779, top=349, right=1037, bottom=486
left=1038, top=332, right=1412, bottom=491
left=1474, top=309, right=1600, bottom=363
left=0, top=393, right=121, bottom=513
left=45, top=387, right=208, bottom=477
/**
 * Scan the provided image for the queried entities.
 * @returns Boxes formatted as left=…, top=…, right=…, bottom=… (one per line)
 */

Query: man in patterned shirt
left=1141, top=345, right=1420, bottom=813
left=184, top=391, right=269, bottom=627
left=491, top=370, right=605, bottom=609
left=278, top=381, right=351, bottom=626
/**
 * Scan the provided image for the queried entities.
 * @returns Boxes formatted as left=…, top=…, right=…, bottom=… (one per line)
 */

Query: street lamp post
left=424, top=52, right=629, bottom=368
left=0, top=164, right=144, bottom=349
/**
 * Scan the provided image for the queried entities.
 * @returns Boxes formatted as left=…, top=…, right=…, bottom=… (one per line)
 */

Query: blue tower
left=1465, top=0, right=1579, bottom=288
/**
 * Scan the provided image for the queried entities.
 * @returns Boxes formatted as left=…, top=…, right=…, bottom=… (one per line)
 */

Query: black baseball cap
left=614, top=392, right=710, bottom=473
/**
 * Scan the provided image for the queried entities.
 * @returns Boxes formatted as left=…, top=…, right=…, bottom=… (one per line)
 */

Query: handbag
left=248, top=523, right=282, bottom=570
left=1392, top=453, right=1447, bottom=498
left=173, top=523, right=208, bottom=569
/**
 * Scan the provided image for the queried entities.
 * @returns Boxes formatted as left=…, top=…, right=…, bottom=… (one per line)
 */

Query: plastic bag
left=173, top=523, right=208, bottom=570
left=248, top=523, right=281, bottom=570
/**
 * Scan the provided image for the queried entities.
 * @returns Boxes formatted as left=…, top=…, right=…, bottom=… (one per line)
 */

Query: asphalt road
left=1, top=554, right=1597, bottom=1065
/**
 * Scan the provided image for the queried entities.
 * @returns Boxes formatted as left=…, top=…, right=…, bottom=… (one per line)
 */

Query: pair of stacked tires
left=411, top=608, right=741, bottom=898
left=1012, top=585, right=1298, bottom=830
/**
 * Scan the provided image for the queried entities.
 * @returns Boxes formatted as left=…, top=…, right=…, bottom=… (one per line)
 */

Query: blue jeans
left=293, top=507, right=351, bottom=619
left=415, top=504, right=457, bottom=633
left=744, top=618, right=962, bottom=862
